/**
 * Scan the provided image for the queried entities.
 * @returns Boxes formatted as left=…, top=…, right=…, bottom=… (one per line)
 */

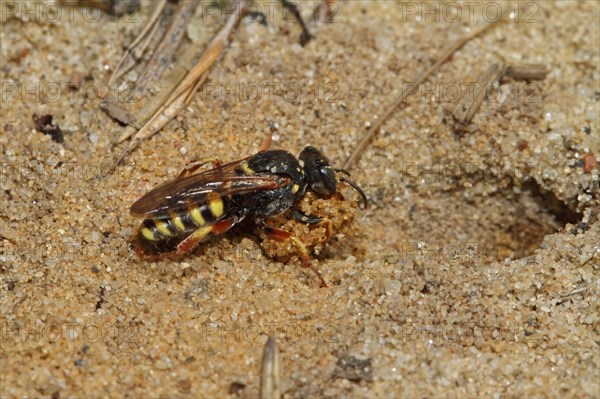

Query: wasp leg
left=332, top=191, right=345, bottom=201
left=280, top=0, right=314, bottom=46
left=133, top=235, right=204, bottom=261
left=176, top=218, right=237, bottom=255
left=257, top=219, right=327, bottom=287
left=177, top=158, right=222, bottom=178
left=134, top=218, right=238, bottom=260
left=257, top=131, right=273, bottom=152
left=134, top=243, right=166, bottom=261
left=134, top=239, right=190, bottom=260
left=292, top=208, right=333, bottom=242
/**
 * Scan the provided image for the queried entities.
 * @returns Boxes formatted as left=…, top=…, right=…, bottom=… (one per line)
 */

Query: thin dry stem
left=505, top=63, right=548, bottom=80
left=260, top=337, right=280, bottom=399
left=107, top=0, right=167, bottom=86
left=452, top=62, right=548, bottom=129
left=108, top=0, right=249, bottom=174
left=343, top=22, right=500, bottom=170
left=135, top=0, right=197, bottom=94
left=452, top=62, right=508, bottom=126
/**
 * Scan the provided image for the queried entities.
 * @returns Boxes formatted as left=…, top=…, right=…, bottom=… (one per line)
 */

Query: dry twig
left=260, top=337, right=280, bottom=399
left=505, top=63, right=548, bottom=80
left=343, top=22, right=500, bottom=170
left=108, top=0, right=250, bottom=174
left=451, top=62, right=547, bottom=129
left=135, top=0, right=197, bottom=94
left=107, top=0, right=167, bottom=86
left=452, top=62, right=508, bottom=126
left=111, top=44, right=203, bottom=142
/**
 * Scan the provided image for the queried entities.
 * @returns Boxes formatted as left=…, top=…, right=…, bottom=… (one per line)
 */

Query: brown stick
left=114, top=44, right=202, bottom=144
left=452, top=62, right=548, bottom=128
left=105, top=1, right=197, bottom=128
left=452, top=62, right=507, bottom=126
left=107, top=0, right=167, bottom=87
left=166, top=1, right=248, bottom=105
left=135, top=0, right=198, bottom=94
left=505, top=63, right=548, bottom=80
left=259, top=337, right=280, bottom=399
left=108, top=0, right=249, bottom=174
left=343, top=22, right=499, bottom=170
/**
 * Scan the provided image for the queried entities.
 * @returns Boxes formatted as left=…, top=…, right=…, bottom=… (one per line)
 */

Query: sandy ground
left=1, top=0, right=599, bottom=397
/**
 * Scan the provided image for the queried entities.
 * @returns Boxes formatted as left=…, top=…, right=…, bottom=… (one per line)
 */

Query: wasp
left=130, top=142, right=367, bottom=287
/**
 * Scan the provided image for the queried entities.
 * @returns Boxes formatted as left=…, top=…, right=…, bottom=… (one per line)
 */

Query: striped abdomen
left=137, top=193, right=227, bottom=242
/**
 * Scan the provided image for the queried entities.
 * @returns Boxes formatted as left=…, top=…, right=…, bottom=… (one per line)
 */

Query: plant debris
left=343, top=19, right=501, bottom=169
left=32, top=113, right=64, bottom=143
left=228, top=381, right=246, bottom=396
left=75, top=0, right=140, bottom=16
left=260, top=337, right=280, bottom=399
left=451, top=62, right=548, bottom=131
left=332, top=355, right=373, bottom=383
left=583, top=154, right=597, bottom=173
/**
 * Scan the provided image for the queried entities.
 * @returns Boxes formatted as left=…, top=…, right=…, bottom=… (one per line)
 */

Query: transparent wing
left=130, top=159, right=288, bottom=217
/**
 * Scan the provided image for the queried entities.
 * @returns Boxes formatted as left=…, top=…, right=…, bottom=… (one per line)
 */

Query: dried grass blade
left=343, top=21, right=500, bottom=170
left=108, top=0, right=167, bottom=86
left=109, top=0, right=249, bottom=173
left=260, top=337, right=280, bottom=399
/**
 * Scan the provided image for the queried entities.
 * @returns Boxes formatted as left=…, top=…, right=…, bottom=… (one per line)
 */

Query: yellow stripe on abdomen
left=190, top=207, right=206, bottom=225
left=171, top=213, right=186, bottom=232
left=208, top=195, right=224, bottom=218
left=140, top=226, right=155, bottom=241
left=154, top=220, right=172, bottom=236
left=138, top=194, right=228, bottom=244
left=240, top=161, right=255, bottom=175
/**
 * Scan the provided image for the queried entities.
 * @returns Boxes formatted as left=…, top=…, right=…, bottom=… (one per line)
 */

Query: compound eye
left=299, top=146, right=337, bottom=195
left=314, top=165, right=336, bottom=195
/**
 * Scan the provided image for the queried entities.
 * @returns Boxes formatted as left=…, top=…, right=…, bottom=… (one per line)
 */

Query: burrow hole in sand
left=399, top=181, right=582, bottom=265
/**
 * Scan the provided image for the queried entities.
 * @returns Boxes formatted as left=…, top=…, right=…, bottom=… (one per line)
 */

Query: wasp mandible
left=130, top=139, right=367, bottom=287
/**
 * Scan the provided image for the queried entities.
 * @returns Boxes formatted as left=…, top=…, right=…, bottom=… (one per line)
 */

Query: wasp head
left=300, top=146, right=368, bottom=208
left=299, top=146, right=337, bottom=195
